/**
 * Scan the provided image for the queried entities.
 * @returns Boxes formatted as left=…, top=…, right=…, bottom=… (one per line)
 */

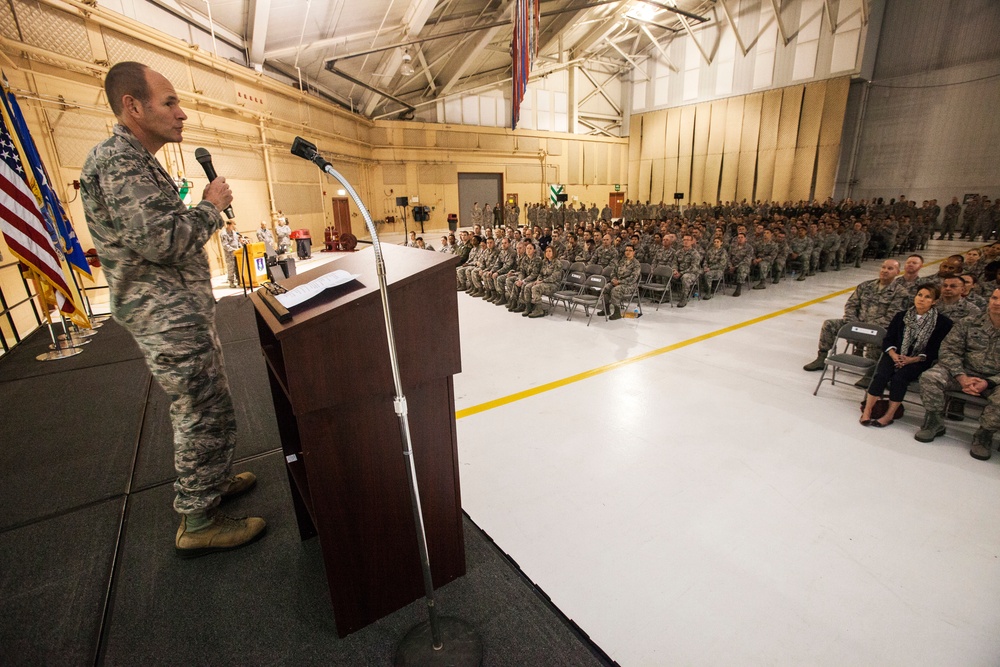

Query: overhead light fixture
left=399, top=48, right=415, bottom=77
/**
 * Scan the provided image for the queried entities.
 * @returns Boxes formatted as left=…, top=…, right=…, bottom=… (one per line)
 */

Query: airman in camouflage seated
left=915, top=290, right=1000, bottom=460
left=803, top=259, right=906, bottom=371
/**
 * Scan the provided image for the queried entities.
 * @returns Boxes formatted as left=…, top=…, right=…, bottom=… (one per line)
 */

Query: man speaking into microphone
left=80, top=62, right=266, bottom=557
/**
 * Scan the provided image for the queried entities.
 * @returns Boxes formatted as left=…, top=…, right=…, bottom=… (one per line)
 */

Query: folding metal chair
left=584, top=263, right=603, bottom=276
left=568, top=274, right=608, bottom=326
left=813, top=322, right=886, bottom=396
left=640, top=265, right=673, bottom=310
left=548, top=270, right=587, bottom=315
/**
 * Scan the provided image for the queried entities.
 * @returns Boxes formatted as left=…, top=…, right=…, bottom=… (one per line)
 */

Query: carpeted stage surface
left=0, top=295, right=611, bottom=666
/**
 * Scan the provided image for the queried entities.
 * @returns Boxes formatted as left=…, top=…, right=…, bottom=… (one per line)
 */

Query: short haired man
left=803, top=260, right=904, bottom=371
left=80, top=62, right=264, bottom=557
left=219, top=219, right=242, bottom=288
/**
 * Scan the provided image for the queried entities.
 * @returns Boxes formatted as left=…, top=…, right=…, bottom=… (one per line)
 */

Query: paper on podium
left=274, top=269, right=360, bottom=308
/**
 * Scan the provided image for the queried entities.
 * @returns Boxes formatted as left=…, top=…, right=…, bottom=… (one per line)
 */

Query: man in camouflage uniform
left=915, top=289, right=1000, bottom=460
left=455, top=235, right=482, bottom=288
left=844, top=221, right=867, bottom=268
left=592, top=233, right=618, bottom=267
left=485, top=238, right=517, bottom=303
left=789, top=226, right=812, bottom=280
left=521, top=246, right=564, bottom=318
left=803, top=259, right=903, bottom=371
left=219, top=219, right=242, bottom=288
left=274, top=216, right=291, bottom=254
left=508, top=242, right=542, bottom=313
left=751, top=229, right=779, bottom=290
left=80, top=62, right=264, bottom=557
left=672, top=234, right=703, bottom=308
left=467, top=236, right=498, bottom=296
left=727, top=232, right=755, bottom=297
left=497, top=241, right=527, bottom=307
left=599, top=244, right=641, bottom=320
left=936, top=275, right=981, bottom=322
left=256, top=220, right=274, bottom=246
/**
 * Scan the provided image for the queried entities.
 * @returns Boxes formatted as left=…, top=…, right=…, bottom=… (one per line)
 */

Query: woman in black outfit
left=861, top=284, right=953, bottom=427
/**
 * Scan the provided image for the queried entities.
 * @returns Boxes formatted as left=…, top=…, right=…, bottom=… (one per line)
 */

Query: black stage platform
left=0, top=295, right=612, bottom=666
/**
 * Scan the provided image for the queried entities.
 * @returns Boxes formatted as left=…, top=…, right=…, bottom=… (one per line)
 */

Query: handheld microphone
left=194, top=147, right=234, bottom=219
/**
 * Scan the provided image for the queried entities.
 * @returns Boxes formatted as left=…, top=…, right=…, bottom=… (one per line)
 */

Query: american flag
left=0, top=88, right=81, bottom=323
left=511, top=0, right=540, bottom=130
left=3, top=78, right=91, bottom=280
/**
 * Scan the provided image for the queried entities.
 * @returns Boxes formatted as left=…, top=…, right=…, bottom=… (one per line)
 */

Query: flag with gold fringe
left=0, top=77, right=90, bottom=328
left=511, top=0, right=540, bottom=130
left=3, top=75, right=92, bottom=281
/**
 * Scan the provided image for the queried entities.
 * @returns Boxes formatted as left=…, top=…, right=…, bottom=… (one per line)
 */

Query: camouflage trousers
left=456, top=265, right=477, bottom=289
left=503, top=274, right=524, bottom=299
left=224, top=252, right=238, bottom=285
left=918, top=365, right=1000, bottom=430
left=134, top=324, right=236, bottom=515
left=522, top=280, right=558, bottom=305
left=818, top=318, right=880, bottom=360
left=469, top=267, right=489, bottom=290
left=673, top=272, right=699, bottom=296
left=602, top=283, right=633, bottom=308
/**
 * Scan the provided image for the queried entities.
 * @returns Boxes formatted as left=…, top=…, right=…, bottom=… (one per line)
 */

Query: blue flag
left=2, top=74, right=91, bottom=278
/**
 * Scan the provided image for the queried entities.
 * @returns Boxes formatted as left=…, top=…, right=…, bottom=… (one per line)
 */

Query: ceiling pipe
left=325, top=64, right=417, bottom=118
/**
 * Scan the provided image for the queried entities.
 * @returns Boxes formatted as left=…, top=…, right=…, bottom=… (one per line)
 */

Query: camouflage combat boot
left=914, top=412, right=946, bottom=443
left=803, top=351, right=827, bottom=371
left=970, top=428, right=995, bottom=460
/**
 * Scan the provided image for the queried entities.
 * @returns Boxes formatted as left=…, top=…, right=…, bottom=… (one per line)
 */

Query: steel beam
left=246, top=0, right=271, bottom=66
left=718, top=0, right=748, bottom=56
left=639, top=24, right=679, bottom=71
left=769, top=0, right=790, bottom=46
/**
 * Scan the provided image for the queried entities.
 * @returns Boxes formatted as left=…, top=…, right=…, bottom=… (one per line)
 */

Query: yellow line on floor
left=456, top=285, right=855, bottom=420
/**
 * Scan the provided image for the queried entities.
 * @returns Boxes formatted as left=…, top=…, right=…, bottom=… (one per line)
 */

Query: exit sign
left=615, top=184, right=620, bottom=191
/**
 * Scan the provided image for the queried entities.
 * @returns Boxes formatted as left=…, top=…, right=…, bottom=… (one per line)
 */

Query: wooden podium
left=249, top=244, right=465, bottom=637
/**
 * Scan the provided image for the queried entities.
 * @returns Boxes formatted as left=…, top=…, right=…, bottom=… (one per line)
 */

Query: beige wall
left=627, top=78, right=851, bottom=207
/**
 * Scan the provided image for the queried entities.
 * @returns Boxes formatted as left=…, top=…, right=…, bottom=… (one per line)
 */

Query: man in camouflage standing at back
left=80, top=62, right=265, bottom=558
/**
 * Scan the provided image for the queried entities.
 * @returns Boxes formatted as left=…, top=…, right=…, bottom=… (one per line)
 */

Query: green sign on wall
left=614, top=184, right=620, bottom=192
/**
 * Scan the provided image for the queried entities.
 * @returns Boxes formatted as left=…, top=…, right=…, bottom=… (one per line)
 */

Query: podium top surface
left=251, top=244, right=460, bottom=340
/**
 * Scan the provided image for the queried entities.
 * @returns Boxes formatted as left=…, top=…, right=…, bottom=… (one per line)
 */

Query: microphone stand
left=291, top=137, right=481, bottom=666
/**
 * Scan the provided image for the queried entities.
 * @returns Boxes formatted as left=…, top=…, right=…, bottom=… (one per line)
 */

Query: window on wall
left=683, top=37, right=701, bottom=101
left=793, top=0, right=823, bottom=80
left=715, top=22, right=737, bottom=96
left=831, top=0, right=863, bottom=73
left=754, top=1, right=778, bottom=89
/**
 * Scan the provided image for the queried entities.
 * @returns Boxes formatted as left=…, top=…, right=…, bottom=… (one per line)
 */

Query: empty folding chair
left=548, top=270, right=587, bottom=314
left=813, top=322, right=886, bottom=396
left=640, top=265, right=673, bottom=310
left=568, top=274, right=608, bottom=326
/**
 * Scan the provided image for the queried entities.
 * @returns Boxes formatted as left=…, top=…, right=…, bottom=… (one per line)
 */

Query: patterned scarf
left=901, top=306, right=938, bottom=357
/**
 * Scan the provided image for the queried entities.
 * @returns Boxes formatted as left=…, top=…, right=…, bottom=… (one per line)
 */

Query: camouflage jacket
left=676, top=247, right=703, bottom=274
left=536, top=258, right=564, bottom=286
left=703, top=246, right=728, bottom=273
left=493, top=248, right=517, bottom=274
left=755, top=240, right=778, bottom=265
left=844, top=278, right=907, bottom=326
left=937, top=298, right=982, bottom=323
left=611, top=257, right=642, bottom=291
left=80, top=124, right=223, bottom=336
left=592, top=245, right=618, bottom=267
left=651, top=246, right=677, bottom=272
left=938, top=312, right=1000, bottom=382
left=729, top=242, right=755, bottom=268
left=520, top=254, right=543, bottom=282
